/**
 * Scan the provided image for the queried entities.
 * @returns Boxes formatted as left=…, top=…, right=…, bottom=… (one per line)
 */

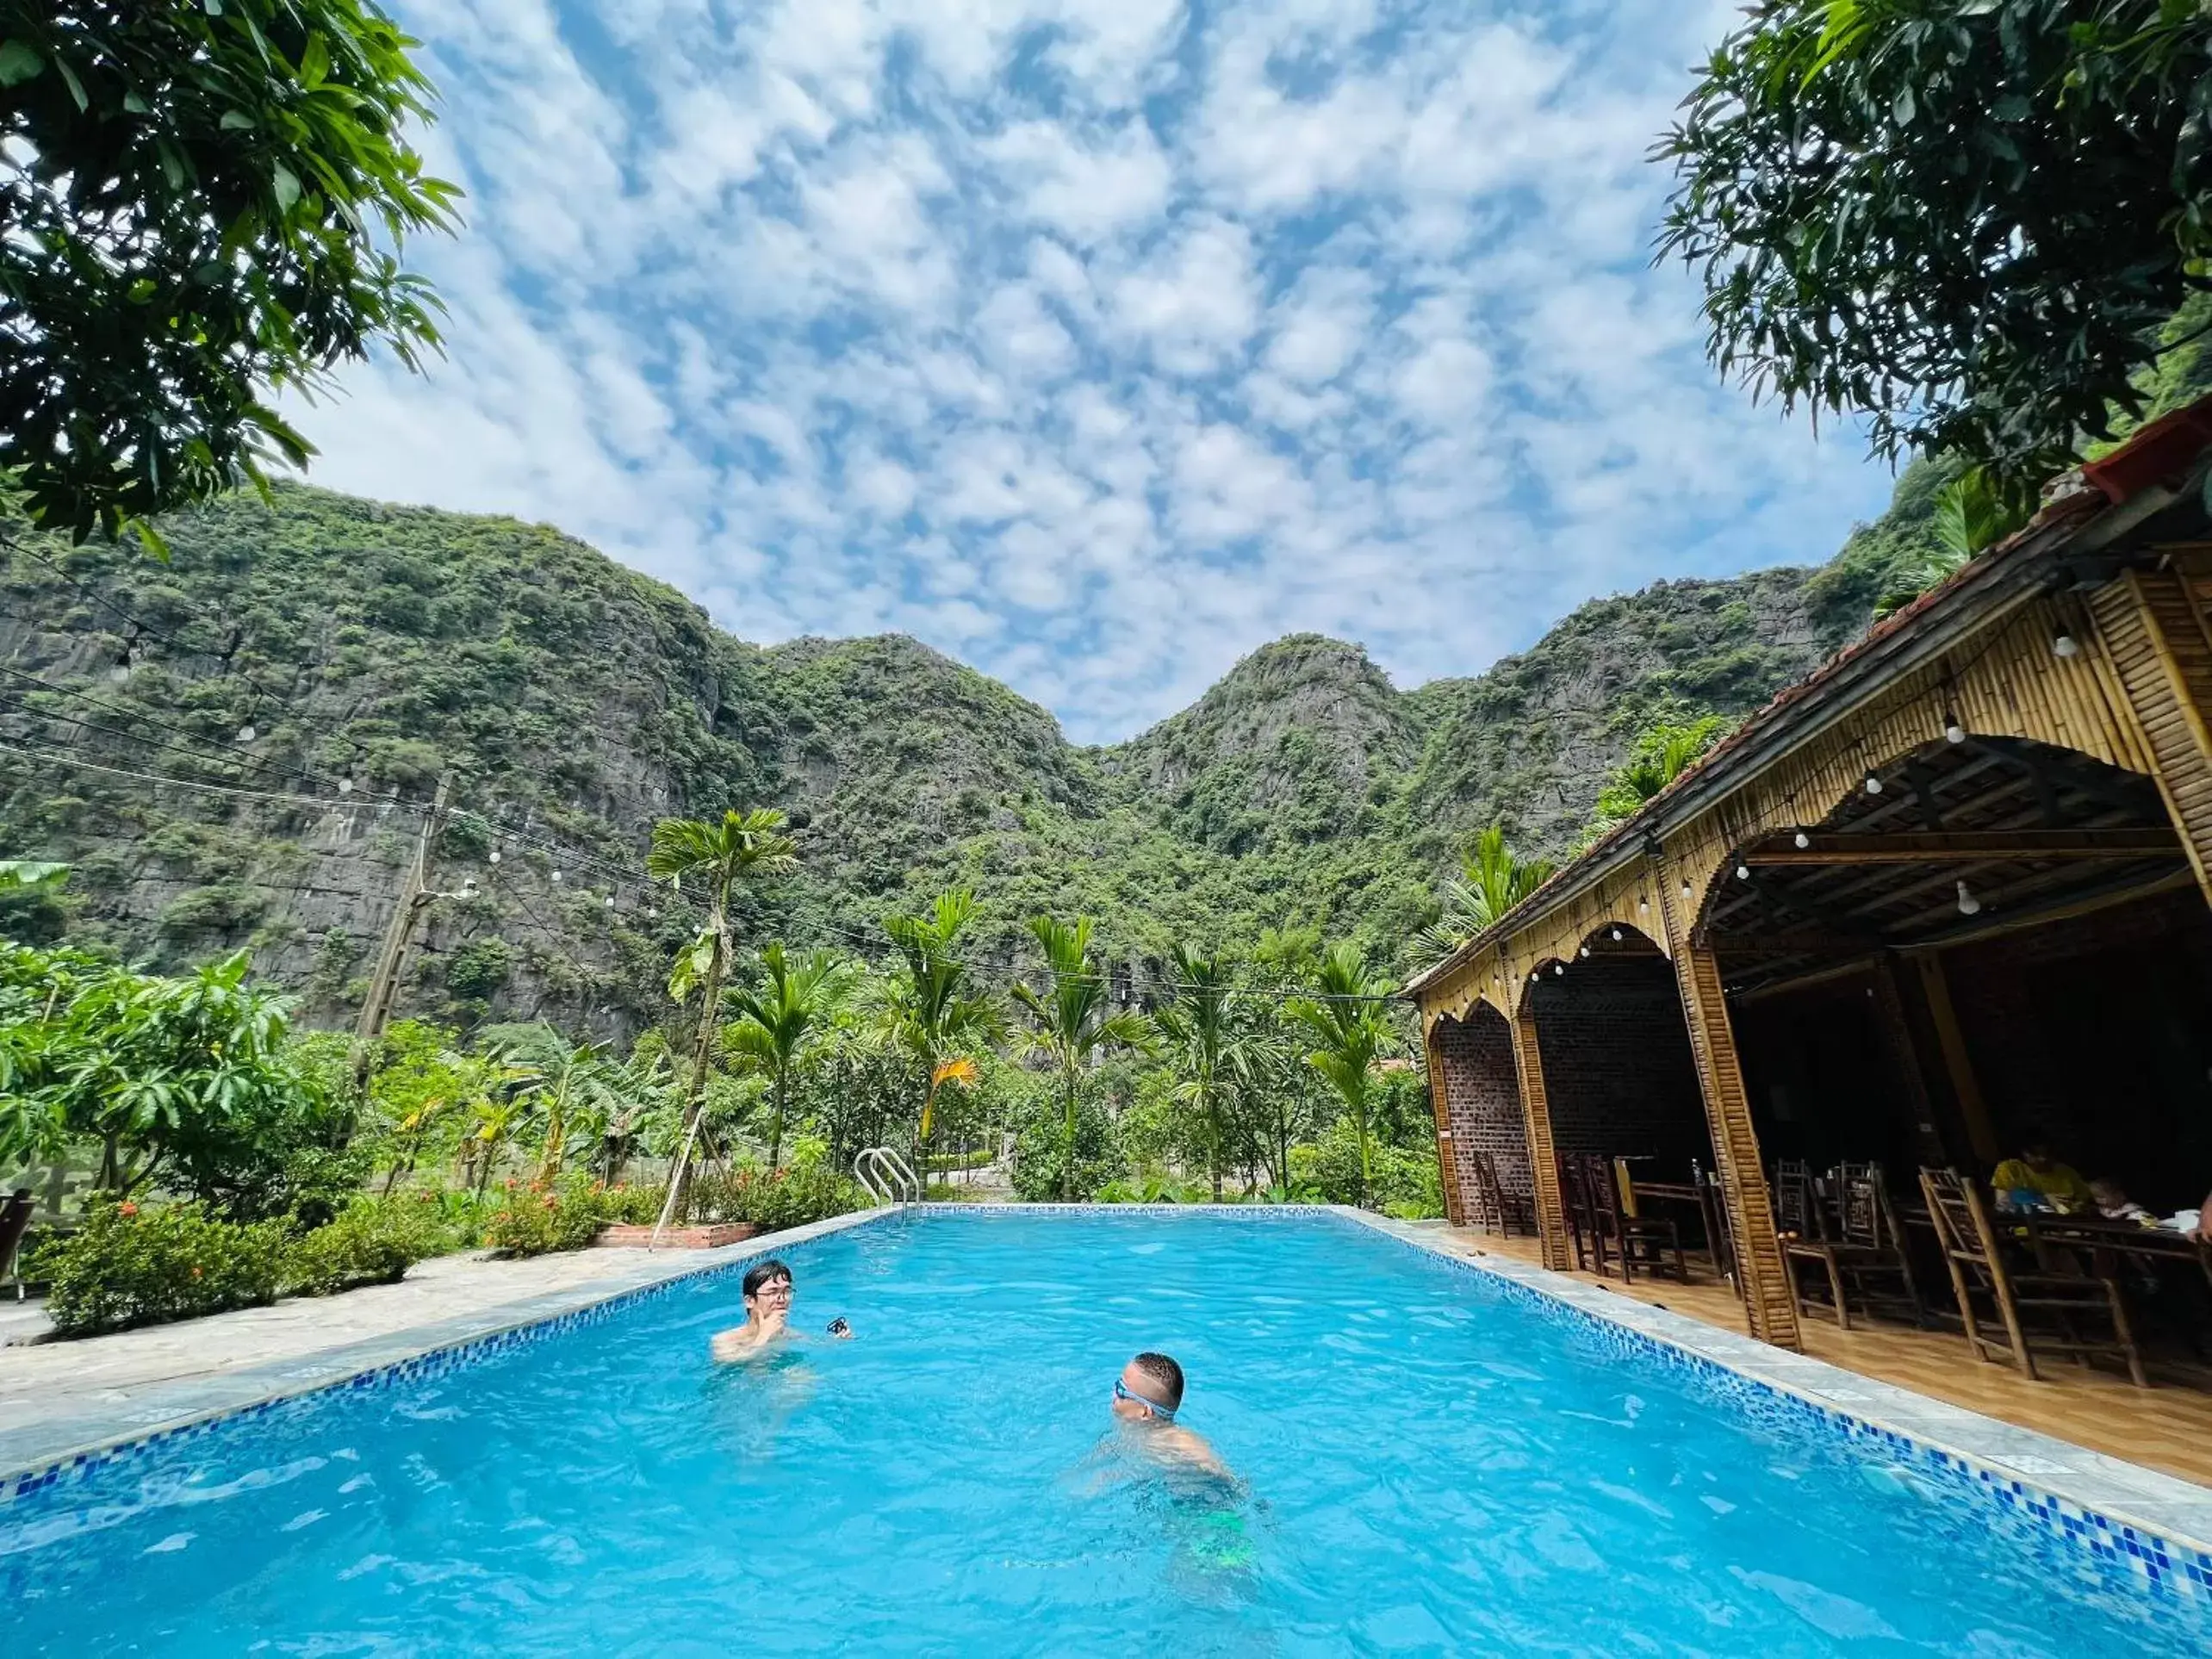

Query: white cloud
left=297, top=0, right=1894, bottom=743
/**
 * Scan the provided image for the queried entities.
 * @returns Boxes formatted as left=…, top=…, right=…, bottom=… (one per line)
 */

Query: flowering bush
left=482, top=1176, right=611, bottom=1257
left=682, top=1165, right=867, bottom=1231
left=39, top=1200, right=289, bottom=1336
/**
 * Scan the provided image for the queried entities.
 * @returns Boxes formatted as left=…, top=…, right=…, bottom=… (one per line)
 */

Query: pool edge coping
left=0, top=1202, right=904, bottom=1494
left=1333, top=1207, right=2212, bottom=1563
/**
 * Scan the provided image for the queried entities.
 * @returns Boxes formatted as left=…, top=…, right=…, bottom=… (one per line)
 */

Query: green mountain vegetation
left=0, top=464, right=1963, bottom=1041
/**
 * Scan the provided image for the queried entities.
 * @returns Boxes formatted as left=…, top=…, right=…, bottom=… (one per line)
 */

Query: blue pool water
left=3, top=1210, right=2207, bottom=1655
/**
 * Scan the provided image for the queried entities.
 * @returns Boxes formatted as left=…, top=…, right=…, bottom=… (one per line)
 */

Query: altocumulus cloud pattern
left=301, top=0, right=1895, bottom=743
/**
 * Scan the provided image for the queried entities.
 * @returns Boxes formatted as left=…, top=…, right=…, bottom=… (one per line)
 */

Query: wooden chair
left=1571, top=1153, right=1686, bottom=1283
left=1468, top=1148, right=1533, bottom=1237
left=1918, top=1168, right=2146, bottom=1386
left=1557, top=1153, right=1601, bottom=1272
left=1774, top=1161, right=1923, bottom=1330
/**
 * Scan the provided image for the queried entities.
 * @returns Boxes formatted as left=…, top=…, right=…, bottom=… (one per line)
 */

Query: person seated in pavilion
left=1989, top=1143, right=2094, bottom=1215
left=2089, top=1177, right=2157, bottom=1226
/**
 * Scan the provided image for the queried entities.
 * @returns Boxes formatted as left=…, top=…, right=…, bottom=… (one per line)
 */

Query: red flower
left=117, top=1202, right=139, bottom=1219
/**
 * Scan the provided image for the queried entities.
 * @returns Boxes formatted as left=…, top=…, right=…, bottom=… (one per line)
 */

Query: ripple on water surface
left=2, top=1211, right=2206, bottom=1656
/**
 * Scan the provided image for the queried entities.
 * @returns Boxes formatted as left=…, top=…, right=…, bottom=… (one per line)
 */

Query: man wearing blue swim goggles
left=1109, top=1351, right=1231, bottom=1479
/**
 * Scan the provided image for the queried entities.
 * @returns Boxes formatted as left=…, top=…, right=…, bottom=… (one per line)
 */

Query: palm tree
left=1156, top=944, right=1257, bottom=1202
left=1284, top=941, right=1395, bottom=1208
left=645, top=808, right=798, bottom=1233
left=880, top=889, right=997, bottom=1177
left=1011, top=914, right=1152, bottom=1202
left=724, top=943, right=853, bottom=1171
left=1413, top=825, right=1554, bottom=966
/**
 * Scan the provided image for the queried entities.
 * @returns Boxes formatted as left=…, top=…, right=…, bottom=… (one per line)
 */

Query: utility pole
left=351, top=773, right=456, bottom=1095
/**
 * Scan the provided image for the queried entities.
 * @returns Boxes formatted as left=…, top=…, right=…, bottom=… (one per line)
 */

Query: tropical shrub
left=1291, top=1119, right=1445, bottom=1218
left=286, top=1199, right=444, bottom=1296
left=681, top=1165, right=867, bottom=1231
left=38, top=1200, right=289, bottom=1337
left=1008, top=1095, right=1121, bottom=1202
left=482, top=1177, right=610, bottom=1258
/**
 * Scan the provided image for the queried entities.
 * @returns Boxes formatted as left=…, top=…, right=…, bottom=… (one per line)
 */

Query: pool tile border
left=0, top=1203, right=904, bottom=1506
left=1335, top=1209, right=2212, bottom=1600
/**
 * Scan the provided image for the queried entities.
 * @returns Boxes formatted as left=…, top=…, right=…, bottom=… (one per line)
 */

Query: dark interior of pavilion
left=1430, top=734, right=2212, bottom=1379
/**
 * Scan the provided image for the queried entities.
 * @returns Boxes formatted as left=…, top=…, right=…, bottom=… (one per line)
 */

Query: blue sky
left=297, top=0, right=1898, bottom=744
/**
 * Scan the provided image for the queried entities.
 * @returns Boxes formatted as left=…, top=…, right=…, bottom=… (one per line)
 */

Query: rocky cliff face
left=0, top=463, right=1949, bottom=1029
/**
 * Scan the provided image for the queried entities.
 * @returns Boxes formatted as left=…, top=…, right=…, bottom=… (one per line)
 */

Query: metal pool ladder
left=854, top=1146, right=922, bottom=1206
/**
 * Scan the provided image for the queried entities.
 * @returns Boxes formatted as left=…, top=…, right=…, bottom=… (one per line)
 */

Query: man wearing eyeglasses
left=1109, top=1351, right=1230, bottom=1480
left=711, top=1258, right=852, bottom=1363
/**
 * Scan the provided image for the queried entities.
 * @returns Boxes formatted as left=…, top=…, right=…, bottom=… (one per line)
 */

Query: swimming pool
left=3, top=1208, right=2209, bottom=1655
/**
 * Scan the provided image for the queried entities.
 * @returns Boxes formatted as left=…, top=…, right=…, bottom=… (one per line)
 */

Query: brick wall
left=1431, top=1008, right=1528, bottom=1226
left=1530, top=958, right=1713, bottom=1178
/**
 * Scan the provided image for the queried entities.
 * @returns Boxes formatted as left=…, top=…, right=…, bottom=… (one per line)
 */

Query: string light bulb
left=1553, top=962, right=1564, bottom=976
left=1864, top=773, right=1884, bottom=795
left=488, top=848, right=500, bottom=865
left=2053, top=629, right=2080, bottom=660
left=236, top=724, right=257, bottom=744
left=1735, top=863, right=1751, bottom=881
left=1610, top=928, right=1622, bottom=941
left=1580, top=945, right=1591, bottom=958
left=337, top=777, right=354, bottom=796
left=1955, top=879, right=1982, bottom=917
left=1637, top=896, right=1649, bottom=914
left=551, top=869, right=563, bottom=883
left=647, top=906, right=660, bottom=919
left=604, top=893, right=616, bottom=909
left=1680, top=880, right=1692, bottom=899
left=1793, top=831, right=1811, bottom=849
left=1944, top=711, right=1967, bottom=745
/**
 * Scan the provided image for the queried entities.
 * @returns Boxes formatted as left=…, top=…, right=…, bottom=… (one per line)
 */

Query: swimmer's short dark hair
left=743, top=1259, right=792, bottom=1299
left=1132, top=1351, right=1184, bottom=1410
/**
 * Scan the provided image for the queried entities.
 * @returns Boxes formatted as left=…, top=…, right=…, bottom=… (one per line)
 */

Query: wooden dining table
left=2023, top=1214, right=2212, bottom=1287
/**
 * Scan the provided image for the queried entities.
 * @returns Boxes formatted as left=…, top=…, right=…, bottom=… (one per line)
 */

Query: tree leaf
left=0, top=41, right=45, bottom=87
left=272, top=165, right=301, bottom=210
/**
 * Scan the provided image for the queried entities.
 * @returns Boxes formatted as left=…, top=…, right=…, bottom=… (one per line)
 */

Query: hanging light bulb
left=1793, top=831, right=1811, bottom=849
left=1944, top=711, right=1967, bottom=745
left=551, top=869, right=564, bottom=883
left=488, top=848, right=501, bottom=865
left=336, top=777, right=354, bottom=796
left=1735, top=863, right=1751, bottom=881
left=1579, top=945, right=1590, bottom=959
left=1553, top=962, right=1564, bottom=976
left=2053, top=629, right=2080, bottom=660
left=1637, top=897, right=1649, bottom=914
left=1864, top=773, right=1884, bottom=795
left=109, top=655, right=133, bottom=684
left=1955, top=879, right=1982, bottom=917
left=1680, top=880, right=1692, bottom=898
left=236, top=724, right=257, bottom=743
left=604, top=892, right=616, bottom=908
left=461, top=877, right=479, bottom=898
left=1610, top=928, right=1622, bottom=941
left=647, top=906, right=660, bottom=920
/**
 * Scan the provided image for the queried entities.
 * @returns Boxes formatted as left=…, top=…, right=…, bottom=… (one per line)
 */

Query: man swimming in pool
left=1110, top=1351, right=1231, bottom=1479
left=711, top=1258, right=853, bottom=1363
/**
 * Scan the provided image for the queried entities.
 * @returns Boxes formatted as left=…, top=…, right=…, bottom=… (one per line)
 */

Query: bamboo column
left=1507, top=997, right=1572, bottom=1271
left=1654, top=864, right=1803, bottom=1351
left=2087, top=566, right=2212, bottom=909
left=1421, top=1018, right=1467, bottom=1228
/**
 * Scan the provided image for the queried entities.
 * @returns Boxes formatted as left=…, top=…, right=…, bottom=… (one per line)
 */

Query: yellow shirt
left=1989, top=1158, right=2094, bottom=1212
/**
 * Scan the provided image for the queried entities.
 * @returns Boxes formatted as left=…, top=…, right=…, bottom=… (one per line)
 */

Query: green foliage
left=1009, top=1090, right=1120, bottom=1202
left=0, top=1, right=461, bottom=540
left=1658, top=1, right=2212, bottom=484
left=880, top=889, right=998, bottom=1152
left=681, top=1163, right=867, bottom=1231
left=37, top=1198, right=289, bottom=1336
left=1011, top=913, right=1152, bottom=1201
left=482, top=1174, right=612, bottom=1257
left=1284, top=943, right=1395, bottom=1207
left=723, top=942, right=853, bottom=1170
left=1290, top=1118, right=1443, bottom=1218
left=443, top=937, right=513, bottom=1000
left=0, top=941, right=345, bottom=1217
left=285, top=1196, right=441, bottom=1295
left=1412, top=825, right=1554, bottom=966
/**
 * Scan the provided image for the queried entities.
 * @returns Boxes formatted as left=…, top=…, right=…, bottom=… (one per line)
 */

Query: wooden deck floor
left=1447, top=1227, right=2212, bottom=1488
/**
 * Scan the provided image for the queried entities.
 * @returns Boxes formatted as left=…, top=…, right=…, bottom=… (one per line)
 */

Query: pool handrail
left=854, top=1146, right=921, bottom=1205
